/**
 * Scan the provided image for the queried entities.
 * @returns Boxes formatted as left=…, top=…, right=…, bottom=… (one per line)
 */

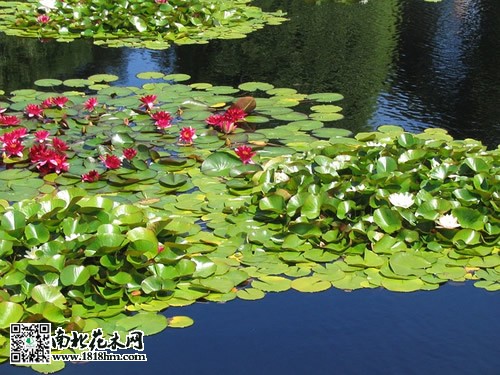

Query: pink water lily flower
left=34, top=130, right=50, bottom=143
left=29, top=144, right=49, bottom=164
left=0, top=115, right=21, bottom=126
left=30, top=145, right=69, bottom=174
left=84, top=97, right=98, bottom=111
left=25, top=104, right=44, bottom=118
left=41, top=97, right=54, bottom=108
left=52, top=137, right=69, bottom=153
left=151, top=111, right=173, bottom=129
left=139, top=95, right=157, bottom=111
left=37, top=14, right=50, bottom=24
left=122, top=148, right=137, bottom=160
left=81, top=170, right=100, bottom=182
left=3, top=141, right=24, bottom=158
left=0, top=128, right=27, bottom=157
left=206, top=107, right=247, bottom=134
left=1, top=128, right=28, bottom=143
left=224, top=108, right=247, bottom=123
left=47, top=152, right=69, bottom=174
left=234, top=145, right=256, bottom=164
left=100, top=154, right=122, bottom=169
left=52, top=96, right=69, bottom=109
left=179, top=127, right=196, bottom=145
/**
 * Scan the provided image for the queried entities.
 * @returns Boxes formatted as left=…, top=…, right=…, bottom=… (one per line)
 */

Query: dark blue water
left=5, top=283, right=500, bottom=375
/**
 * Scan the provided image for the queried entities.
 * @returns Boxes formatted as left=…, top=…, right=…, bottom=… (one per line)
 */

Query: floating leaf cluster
left=0, top=0, right=287, bottom=49
left=0, top=73, right=498, bottom=372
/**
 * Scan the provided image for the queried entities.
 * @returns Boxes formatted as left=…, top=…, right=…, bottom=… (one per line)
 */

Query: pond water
left=1, top=0, right=499, bottom=374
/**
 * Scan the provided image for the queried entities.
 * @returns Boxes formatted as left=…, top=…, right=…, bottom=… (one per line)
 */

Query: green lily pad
left=168, top=315, right=194, bottom=328
left=306, top=92, right=344, bottom=102
left=34, top=78, right=63, bottom=87
left=201, top=152, right=242, bottom=177
left=239, top=82, right=274, bottom=92
left=164, top=74, right=191, bottom=82
left=0, top=301, right=24, bottom=328
left=291, top=277, right=331, bottom=293
left=236, top=288, right=266, bottom=300
left=88, top=74, right=119, bottom=83
left=380, top=277, right=425, bottom=292
left=60, top=265, right=92, bottom=286
left=252, top=276, right=291, bottom=292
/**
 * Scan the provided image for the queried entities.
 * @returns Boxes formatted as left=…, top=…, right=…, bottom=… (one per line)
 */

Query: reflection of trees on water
left=389, top=0, right=500, bottom=146
left=175, top=0, right=399, bottom=135
left=0, top=34, right=127, bottom=93
left=0, top=36, right=92, bottom=93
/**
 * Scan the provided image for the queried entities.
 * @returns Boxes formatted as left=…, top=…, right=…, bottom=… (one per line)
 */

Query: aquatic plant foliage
left=0, top=0, right=287, bottom=49
left=0, top=73, right=498, bottom=372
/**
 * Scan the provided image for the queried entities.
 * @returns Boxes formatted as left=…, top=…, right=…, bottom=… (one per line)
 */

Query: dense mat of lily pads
left=0, top=0, right=287, bottom=49
left=0, top=73, right=499, bottom=371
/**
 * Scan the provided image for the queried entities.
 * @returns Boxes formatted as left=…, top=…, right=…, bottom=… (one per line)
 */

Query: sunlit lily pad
left=291, top=277, right=331, bottom=292
left=34, top=78, right=63, bottom=87
left=167, top=315, right=194, bottom=328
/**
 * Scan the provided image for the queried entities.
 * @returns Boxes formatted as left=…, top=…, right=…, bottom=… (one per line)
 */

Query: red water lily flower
left=0, top=128, right=27, bottom=158
left=225, top=108, right=247, bottom=123
left=234, top=145, right=256, bottom=164
left=179, top=127, right=196, bottom=145
left=3, top=141, right=24, bottom=158
left=37, top=14, right=50, bottom=24
left=84, top=97, right=98, bottom=111
left=205, top=113, right=224, bottom=127
left=0, top=115, right=21, bottom=126
left=0, top=127, right=28, bottom=143
left=206, top=107, right=247, bottom=134
left=47, top=152, right=69, bottom=174
left=29, top=143, right=50, bottom=164
left=100, top=154, right=122, bottom=169
left=41, top=98, right=54, bottom=108
left=139, top=95, right=157, bottom=111
left=25, top=104, right=44, bottom=119
left=30, top=145, right=69, bottom=174
left=52, top=96, right=69, bottom=109
left=81, top=170, right=100, bottom=182
left=155, top=0, right=168, bottom=3
left=34, top=130, right=50, bottom=143
left=151, top=111, right=173, bottom=129
left=52, top=137, right=69, bottom=153
left=122, top=148, right=137, bottom=160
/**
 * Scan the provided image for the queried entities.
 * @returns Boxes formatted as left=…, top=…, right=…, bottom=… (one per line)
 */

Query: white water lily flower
left=274, top=171, right=289, bottom=184
left=25, top=247, right=41, bottom=259
left=366, top=141, right=387, bottom=147
left=65, top=233, right=81, bottom=241
left=334, top=155, right=351, bottom=163
left=388, top=192, right=415, bottom=209
left=436, top=214, right=461, bottom=229
left=346, top=183, right=366, bottom=193
left=39, top=0, right=57, bottom=11
left=372, top=232, right=384, bottom=241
